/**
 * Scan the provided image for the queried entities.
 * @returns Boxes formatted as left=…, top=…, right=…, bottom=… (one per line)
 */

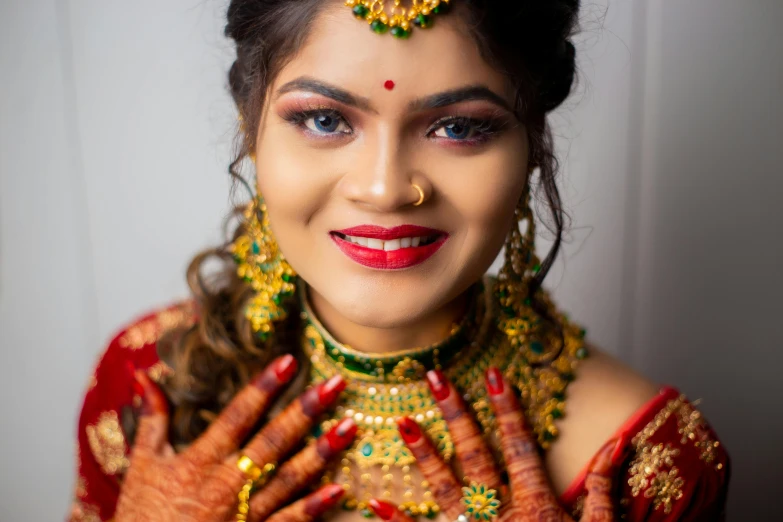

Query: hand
left=368, top=368, right=621, bottom=522
left=115, top=355, right=356, bottom=522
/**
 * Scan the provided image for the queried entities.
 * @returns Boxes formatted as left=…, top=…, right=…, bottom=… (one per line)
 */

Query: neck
left=306, top=284, right=470, bottom=355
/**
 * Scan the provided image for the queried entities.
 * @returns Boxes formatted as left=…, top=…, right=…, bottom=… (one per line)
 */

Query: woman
left=68, top=1, right=730, bottom=521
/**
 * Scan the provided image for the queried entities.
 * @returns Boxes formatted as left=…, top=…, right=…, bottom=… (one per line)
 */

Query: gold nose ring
left=412, top=183, right=425, bottom=207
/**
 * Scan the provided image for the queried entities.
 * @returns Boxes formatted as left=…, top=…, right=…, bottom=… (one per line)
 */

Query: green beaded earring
left=230, top=197, right=296, bottom=341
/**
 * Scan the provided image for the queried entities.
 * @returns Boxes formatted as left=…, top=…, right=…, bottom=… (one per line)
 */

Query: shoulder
left=70, top=301, right=196, bottom=521
left=546, top=345, right=660, bottom=493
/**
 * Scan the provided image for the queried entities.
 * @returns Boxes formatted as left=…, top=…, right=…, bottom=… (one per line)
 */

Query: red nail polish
left=318, top=484, right=345, bottom=509
left=318, top=375, right=346, bottom=405
left=126, top=361, right=145, bottom=398
left=397, top=417, right=422, bottom=444
left=486, top=368, right=504, bottom=396
left=326, top=418, right=358, bottom=451
left=369, top=499, right=397, bottom=520
left=273, top=354, right=297, bottom=383
left=426, top=370, right=450, bottom=401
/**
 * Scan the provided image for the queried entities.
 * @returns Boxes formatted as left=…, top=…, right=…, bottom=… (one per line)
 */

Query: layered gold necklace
left=299, top=277, right=588, bottom=518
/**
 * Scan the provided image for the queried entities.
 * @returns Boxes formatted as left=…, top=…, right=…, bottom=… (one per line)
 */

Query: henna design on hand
left=372, top=369, right=622, bottom=522
left=114, top=358, right=348, bottom=522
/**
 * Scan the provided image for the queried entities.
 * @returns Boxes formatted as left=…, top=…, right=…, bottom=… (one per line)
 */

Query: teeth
left=342, top=235, right=430, bottom=251
left=384, top=239, right=401, bottom=251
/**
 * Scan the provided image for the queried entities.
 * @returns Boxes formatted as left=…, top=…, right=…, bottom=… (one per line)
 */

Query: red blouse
left=67, top=303, right=730, bottom=521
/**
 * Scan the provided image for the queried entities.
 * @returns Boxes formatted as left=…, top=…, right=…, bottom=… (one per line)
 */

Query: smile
left=330, top=225, right=448, bottom=270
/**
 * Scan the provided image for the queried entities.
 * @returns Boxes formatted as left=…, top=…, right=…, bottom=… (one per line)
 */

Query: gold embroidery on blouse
left=69, top=499, right=101, bottom=522
left=147, top=361, right=173, bottom=382
left=86, top=411, right=130, bottom=476
left=628, top=443, right=684, bottom=513
left=118, top=302, right=195, bottom=350
left=628, top=396, right=689, bottom=514
left=676, top=401, right=722, bottom=469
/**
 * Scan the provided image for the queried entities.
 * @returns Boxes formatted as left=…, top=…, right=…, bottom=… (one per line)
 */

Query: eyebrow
left=409, top=86, right=513, bottom=112
left=276, top=77, right=376, bottom=112
left=275, top=76, right=512, bottom=113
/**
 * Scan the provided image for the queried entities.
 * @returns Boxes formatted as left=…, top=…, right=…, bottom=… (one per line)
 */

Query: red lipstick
left=331, top=225, right=448, bottom=270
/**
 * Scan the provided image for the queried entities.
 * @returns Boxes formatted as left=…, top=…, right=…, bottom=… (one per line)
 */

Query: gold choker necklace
left=299, top=277, right=588, bottom=518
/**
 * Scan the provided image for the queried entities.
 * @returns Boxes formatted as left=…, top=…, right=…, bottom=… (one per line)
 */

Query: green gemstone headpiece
left=346, top=0, right=451, bottom=39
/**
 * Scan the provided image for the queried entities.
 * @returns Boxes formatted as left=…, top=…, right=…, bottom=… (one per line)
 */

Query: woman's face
left=254, top=4, right=529, bottom=329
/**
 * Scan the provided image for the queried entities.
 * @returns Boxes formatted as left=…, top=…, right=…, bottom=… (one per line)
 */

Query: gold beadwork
left=230, top=197, right=296, bottom=341
left=237, top=455, right=277, bottom=488
left=302, top=276, right=588, bottom=517
left=346, top=0, right=450, bottom=38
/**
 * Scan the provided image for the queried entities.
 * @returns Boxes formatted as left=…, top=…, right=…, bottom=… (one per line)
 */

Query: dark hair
left=158, top=0, right=580, bottom=446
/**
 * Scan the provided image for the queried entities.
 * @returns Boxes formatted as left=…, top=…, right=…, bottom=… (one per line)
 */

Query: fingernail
left=369, top=499, right=396, bottom=520
left=325, top=418, right=358, bottom=452
left=486, top=368, right=504, bottom=396
left=318, top=375, right=346, bottom=406
left=397, top=417, right=422, bottom=444
left=273, top=354, right=297, bottom=383
left=318, top=484, right=345, bottom=509
left=426, top=370, right=450, bottom=401
left=126, top=361, right=145, bottom=398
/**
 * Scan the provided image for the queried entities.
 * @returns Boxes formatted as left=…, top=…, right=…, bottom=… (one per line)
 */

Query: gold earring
left=230, top=196, right=297, bottom=341
left=494, top=186, right=555, bottom=362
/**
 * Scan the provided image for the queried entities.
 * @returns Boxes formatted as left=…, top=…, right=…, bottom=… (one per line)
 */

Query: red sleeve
left=562, top=388, right=730, bottom=521
left=67, top=302, right=194, bottom=521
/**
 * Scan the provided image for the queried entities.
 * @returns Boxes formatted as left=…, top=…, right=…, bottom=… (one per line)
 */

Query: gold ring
left=461, top=481, right=501, bottom=521
left=236, top=455, right=277, bottom=488
left=412, top=183, right=425, bottom=206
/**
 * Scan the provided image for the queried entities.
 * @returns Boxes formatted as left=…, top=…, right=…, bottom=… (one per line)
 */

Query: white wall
left=0, top=1, right=780, bottom=520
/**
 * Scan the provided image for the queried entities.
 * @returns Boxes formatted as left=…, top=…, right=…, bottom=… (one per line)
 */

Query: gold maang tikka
left=346, top=0, right=451, bottom=38
left=230, top=197, right=297, bottom=341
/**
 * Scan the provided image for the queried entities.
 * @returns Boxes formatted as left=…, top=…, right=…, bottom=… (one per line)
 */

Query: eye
left=433, top=120, right=476, bottom=140
left=303, top=111, right=351, bottom=135
left=428, top=116, right=506, bottom=143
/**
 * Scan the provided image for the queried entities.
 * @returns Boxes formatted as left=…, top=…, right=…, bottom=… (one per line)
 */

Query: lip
left=334, top=224, right=444, bottom=240
left=330, top=224, right=448, bottom=270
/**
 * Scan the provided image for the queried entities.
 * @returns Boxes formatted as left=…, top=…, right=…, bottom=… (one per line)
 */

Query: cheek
left=254, top=123, right=332, bottom=228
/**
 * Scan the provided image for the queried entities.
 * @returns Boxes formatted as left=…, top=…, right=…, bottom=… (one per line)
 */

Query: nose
left=338, top=132, right=430, bottom=212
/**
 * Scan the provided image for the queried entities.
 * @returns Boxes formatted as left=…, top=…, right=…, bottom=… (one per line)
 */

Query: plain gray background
left=1, top=1, right=781, bottom=520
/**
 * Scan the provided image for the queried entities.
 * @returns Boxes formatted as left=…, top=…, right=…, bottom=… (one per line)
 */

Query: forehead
left=272, top=3, right=510, bottom=104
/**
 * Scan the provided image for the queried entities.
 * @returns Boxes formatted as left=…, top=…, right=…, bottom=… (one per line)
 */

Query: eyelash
left=280, top=107, right=507, bottom=145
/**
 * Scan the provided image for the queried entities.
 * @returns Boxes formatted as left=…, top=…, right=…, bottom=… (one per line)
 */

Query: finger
left=247, top=418, right=357, bottom=520
left=368, top=499, right=416, bottom=522
left=184, top=355, right=298, bottom=464
left=581, top=438, right=621, bottom=522
left=262, top=484, right=345, bottom=522
left=486, top=368, right=555, bottom=504
left=241, top=375, right=345, bottom=467
left=426, top=370, right=502, bottom=490
left=398, top=417, right=463, bottom=519
left=130, top=367, right=170, bottom=456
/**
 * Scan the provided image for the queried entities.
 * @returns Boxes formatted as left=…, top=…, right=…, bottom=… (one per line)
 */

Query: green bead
left=361, top=443, right=373, bottom=456
left=251, top=242, right=260, bottom=255
left=352, top=4, right=369, bottom=18
left=530, top=341, right=544, bottom=354
left=576, top=346, right=588, bottom=359
left=281, top=273, right=292, bottom=282
left=390, top=26, right=410, bottom=38
left=551, top=408, right=563, bottom=419
left=361, top=507, right=374, bottom=518
left=272, top=294, right=281, bottom=305
left=543, top=430, right=556, bottom=441
left=432, top=2, right=451, bottom=15
left=414, top=13, right=433, bottom=28
left=370, top=19, right=388, bottom=33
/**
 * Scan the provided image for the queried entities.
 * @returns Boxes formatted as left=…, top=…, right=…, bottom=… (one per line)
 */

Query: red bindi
left=384, top=80, right=395, bottom=90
